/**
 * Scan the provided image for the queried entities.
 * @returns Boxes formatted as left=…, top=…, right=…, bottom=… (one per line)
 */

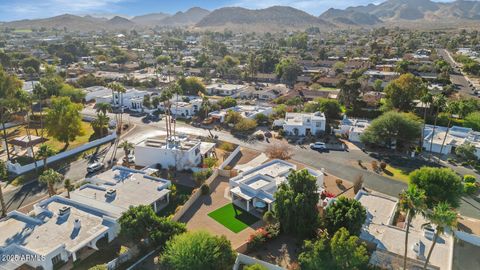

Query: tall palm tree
left=96, top=102, right=112, bottom=116
left=64, top=178, right=73, bottom=198
left=171, top=83, right=183, bottom=139
left=119, top=140, right=134, bottom=166
left=107, top=82, right=126, bottom=135
left=39, top=168, right=63, bottom=197
left=200, top=95, right=211, bottom=119
left=420, top=92, right=433, bottom=148
left=0, top=160, right=8, bottom=217
left=399, top=185, right=426, bottom=270
left=428, top=94, right=446, bottom=160
left=37, top=144, right=55, bottom=171
left=160, top=88, right=173, bottom=140
left=439, top=101, right=454, bottom=158
left=92, top=113, right=110, bottom=138
left=423, top=202, right=457, bottom=270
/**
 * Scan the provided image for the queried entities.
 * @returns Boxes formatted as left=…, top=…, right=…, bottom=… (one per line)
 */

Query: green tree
left=91, top=113, right=110, bottom=138
left=455, top=142, right=477, bottom=162
left=384, top=73, right=426, bottom=111
left=217, top=97, right=237, bottom=109
left=119, top=140, right=134, bottom=166
left=45, top=97, right=83, bottom=149
left=119, top=205, right=186, bottom=246
left=64, top=178, right=74, bottom=198
left=409, top=167, right=464, bottom=208
left=361, top=111, right=422, bottom=149
left=156, top=55, right=171, bottom=65
left=298, top=231, right=333, bottom=270
left=107, top=82, right=126, bottom=135
left=37, top=144, right=55, bottom=170
left=373, top=79, right=384, bottom=92
left=177, top=77, right=206, bottom=96
left=464, top=112, right=480, bottom=131
left=338, top=79, right=361, bottom=109
left=305, top=98, right=342, bottom=120
left=0, top=160, right=8, bottom=217
left=21, top=57, right=41, bottom=73
left=243, top=264, right=268, bottom=270
left=330, top=228, right=369, bottom=270
left=39, top=169, right=63, bottom=197
left=324, top=197, right=367, bottom=236
left=422, top=202, right=457, bottom=270
left=275, top=58, right=302, bottom=87
left=160, top=231, right=236, bottom=270
left=274, top=169, right=319, bottom=237
left=234, top=118, right=257, bottom=132
left=399, top=185, right=426, bottom=270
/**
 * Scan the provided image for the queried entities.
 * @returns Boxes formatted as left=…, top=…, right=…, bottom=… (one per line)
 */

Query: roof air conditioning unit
left=59, top=206, right=71, bottom=216
left=106, top=189, right=117, bottom=197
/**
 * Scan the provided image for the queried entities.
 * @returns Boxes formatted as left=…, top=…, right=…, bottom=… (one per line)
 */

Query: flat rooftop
left=137, top=136, right=201, bottom=151
left=0, top=199, right=110, bottom=256
left=73, top=167, right=170, bottom=216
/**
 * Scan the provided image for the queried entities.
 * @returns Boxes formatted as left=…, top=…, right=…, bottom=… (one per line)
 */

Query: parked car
left=87, top=162, right=104, bottom=173
left=310, top=142, right=327, bottom=150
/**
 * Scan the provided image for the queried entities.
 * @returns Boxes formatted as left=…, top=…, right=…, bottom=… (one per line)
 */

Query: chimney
left=74, top=218, right=81, bottom=230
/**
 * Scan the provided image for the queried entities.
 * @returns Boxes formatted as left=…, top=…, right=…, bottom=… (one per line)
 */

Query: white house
left=335, top=117, right=370, bottom=143
left=229, top=159, right=324, bottom=213
left=206, top=83, right=247, bottom=96
left=134, top=136, right=216, bottom=170
left=158, top=98, right=203, bottom=118
left=356, top=190, right=453, bottom=270
left=275, top=112, right=326, bottom=137
left=209, top=105, right=273, bottom=123
left=0, top=166, right=172, bottom=270
left=84, top=86, right=113, bottom=103
left=112, top=88, right=151, bottom=112
left=423, top=125, right=480, bottom=158
left=0, top=197, right=117, bottom=270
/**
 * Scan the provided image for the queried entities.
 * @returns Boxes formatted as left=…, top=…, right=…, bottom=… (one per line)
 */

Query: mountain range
left=1, top=0, right=480, bottom=32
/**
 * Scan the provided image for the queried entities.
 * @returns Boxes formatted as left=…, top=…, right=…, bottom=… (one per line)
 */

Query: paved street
left=3, top=109, right=480, bottom=218
left=437, top=48, right=479, bottom=99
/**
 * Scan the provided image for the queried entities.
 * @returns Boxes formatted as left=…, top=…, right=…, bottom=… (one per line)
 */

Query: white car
left=87, top=162, right=104, bottom=173
left=125, top=154, right=135, bottom=163
left=310, top=142, right=327, bottom=150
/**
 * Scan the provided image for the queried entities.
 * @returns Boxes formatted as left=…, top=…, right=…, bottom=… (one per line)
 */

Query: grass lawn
left=208, top=203, right=259, bottom=233
left=383, top=165, right=410, bottom=183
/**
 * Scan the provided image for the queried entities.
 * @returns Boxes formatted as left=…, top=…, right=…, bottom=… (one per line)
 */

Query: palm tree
left=64, top=178, right=74, bottom=198
left=107, top=82, right=126, bottom=135
left=200, top=95, right=211, bottom=119
left=422, top=202, right=457, bottom=270
left=119, top=140, right=134, bottom=166
left=420, top=92, right=433, bottom=148
left=92, top=113, right=110, bottom=138
left=439, top=101, right=454, bottom=159
left=399, top=185, right=426, bottom=270
left=428, top=94, right=446, bottom=160
left=0, top=160, right=8, bottom=217
left=160, top=88, right=173, bottom=140
left=37, top=144, right=55, bottom=170
left=39, top=168, right=63, bottom=197
left=96, top=102, right=112, bottom=116
left=171, top=83, right=183, bottom=139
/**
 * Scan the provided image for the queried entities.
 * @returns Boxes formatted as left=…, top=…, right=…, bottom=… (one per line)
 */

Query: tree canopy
left=274, top=169, right=319, bottom=237
left=160, top=231, right=236, bottom=270
left=464, top=112, right=480, bottom=132
left=45, top=96, right=84, bottom=147
left=409, top=167, right=464, bottom=208
left=384, top=73, right=426, bottom=111
left=361, top=111, right=421, bottom=148
left=324, top=197, right=367, bottom=236
left=275, top=58, right=302, bottom=87
left=177, top=77, right=206, bottom=95
left=119, top=205, right=185, bottom=246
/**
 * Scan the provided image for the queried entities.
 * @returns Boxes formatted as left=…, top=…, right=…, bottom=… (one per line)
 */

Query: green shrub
left=193, top=169, right=213, bottom=185
left=463, top=175, right=477, bottom=184
left=464, top=182, right=478, bottom=195
left=244, top=264, right=268, bottom=270
left=219, top=142, right=235, bottom=152
left=201, top=184, right=210, bottom=195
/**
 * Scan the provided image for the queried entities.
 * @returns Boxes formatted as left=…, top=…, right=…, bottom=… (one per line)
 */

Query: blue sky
left=0, top=0, right=458, bottom=21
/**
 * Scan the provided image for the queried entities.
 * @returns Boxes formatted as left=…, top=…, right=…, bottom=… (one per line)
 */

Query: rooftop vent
left=59, top=206, right=71, bottom=216
left=106, top=189, right=117, bottom=197
left=74, top=219, right=81, bottom=230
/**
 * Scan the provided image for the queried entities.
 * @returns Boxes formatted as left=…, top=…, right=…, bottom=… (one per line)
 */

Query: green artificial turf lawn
left=208, top=203, right=259, bottom=233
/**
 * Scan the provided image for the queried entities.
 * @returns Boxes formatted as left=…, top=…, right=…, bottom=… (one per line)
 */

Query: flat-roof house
left=423, top=125, right=480, bottom=158
left=274, top=112, right=326, bottom=137
left=206, top=84, right=247, bottom=96
left=0, top=197, right=117, bottom=270
left=209, top=105, right=273, bottom=123
left=113, top=88, right=150, bottom=112
left=229, top=159, right=324, bottom=214
left=134, top=136, right=216, bottom=170
left=356, top=190, right=453, bottom=270
left=158, top=98, right=202, bottom=119
left=336, top=117, right=370, bottom=143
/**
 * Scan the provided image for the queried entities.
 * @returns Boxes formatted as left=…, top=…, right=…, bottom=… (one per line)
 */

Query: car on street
left=87, top=162, right=104, bottom=173
left=124, top=154, right=135, bottom=163
left=310, top=142, right=327, bottom=151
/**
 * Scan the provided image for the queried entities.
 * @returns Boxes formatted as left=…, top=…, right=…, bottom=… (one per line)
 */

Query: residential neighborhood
left=1, top=0, right=480, bottom=270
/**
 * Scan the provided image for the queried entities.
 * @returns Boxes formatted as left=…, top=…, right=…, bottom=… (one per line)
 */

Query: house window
left=316, top=122, right=321, bottom=127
